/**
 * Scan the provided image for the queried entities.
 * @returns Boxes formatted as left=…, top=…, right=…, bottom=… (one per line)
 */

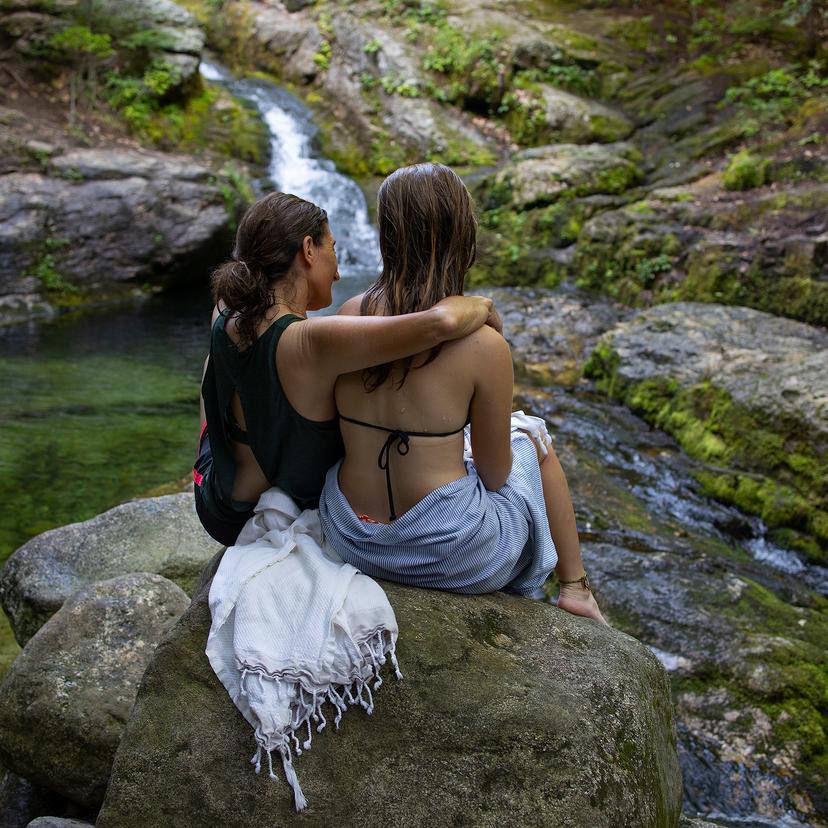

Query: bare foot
left=557, top=584, right=609, bottom=625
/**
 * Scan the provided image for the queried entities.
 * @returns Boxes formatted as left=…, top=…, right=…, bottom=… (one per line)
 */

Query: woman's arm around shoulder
left=468, top=326, right=514, bottom=491
left=284, top=294, right=498, bottom=384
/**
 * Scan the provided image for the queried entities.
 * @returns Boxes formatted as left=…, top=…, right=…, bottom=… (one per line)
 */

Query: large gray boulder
left=97, top=553, right=682, bottom=827
left=95, top=0, right=205, bottom=85
left=536, top=86, right=633, bottom=145
left=0, top=493, right=223, bottom=645
left=0, top=574, right=188, bottom=810
left=593, top=302, right=828, bottom=434
left=480, top=142, right=643, bottom=210
left=0, top=147, right=230, bottom=305
left=585, top=302, right=828, bottom=563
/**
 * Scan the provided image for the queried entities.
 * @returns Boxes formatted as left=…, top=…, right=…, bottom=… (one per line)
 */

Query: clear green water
left=0, top=276, right=374, bottom=566
left=0, top=289, right=214, bottom=564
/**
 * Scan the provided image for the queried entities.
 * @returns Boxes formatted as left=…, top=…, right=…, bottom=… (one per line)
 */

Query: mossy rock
left=0, top=494, right=223, bottom=645
left=584, top=302, right=828, bottom=562
left=98, top=553, right=683, bottom=827
left=722, top=150, right=769, bottom=191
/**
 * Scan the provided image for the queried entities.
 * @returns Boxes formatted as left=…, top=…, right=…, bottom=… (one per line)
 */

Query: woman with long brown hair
left=319, top=163, right=605, bottom=623
left=194, top=190, right=499, bottom=547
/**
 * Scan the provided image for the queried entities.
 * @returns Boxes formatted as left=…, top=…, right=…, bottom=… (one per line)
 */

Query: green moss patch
left=583, top=354, right=827, bottom=563
left=679, top=242, right=828, bottom=328
left=678, top=578, right=828, bottom=803
left=722, top=149, right=769, bottom=190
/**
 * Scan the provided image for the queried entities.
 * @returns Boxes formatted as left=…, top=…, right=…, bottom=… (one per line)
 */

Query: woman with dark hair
left=195, top=190, right=498, bottom=547
left=319, top=163, right=605, bottom=623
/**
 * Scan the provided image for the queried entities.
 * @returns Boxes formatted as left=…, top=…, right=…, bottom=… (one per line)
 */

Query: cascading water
left=200, top=60, right=380, bottom=284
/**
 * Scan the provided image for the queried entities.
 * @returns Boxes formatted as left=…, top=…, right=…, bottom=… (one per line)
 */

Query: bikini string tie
left=376, top=430, right=410, bottom=521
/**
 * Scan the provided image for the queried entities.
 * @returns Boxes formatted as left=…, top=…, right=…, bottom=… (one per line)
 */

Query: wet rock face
left=0, top=146, right=230, bottom=306
left=97, top=554, right=682, bottom=828
left=238, top=1, right=496, bottom=171
left=1, top=0, right=204, bottom=87
left=0, top=574, right=188, bottom=810
left=571, top=182, right=828, bottom=328
left=479, top=285, right=631, bottom=387
left=0, top=493, right=223, bottom=645
left=585, top=302, right=828, bottom=563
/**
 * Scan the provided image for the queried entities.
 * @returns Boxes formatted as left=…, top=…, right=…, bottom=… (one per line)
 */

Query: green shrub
left=723, top=150, right=769, bottom=190
left=723, top=62, right=828, bottom=135
left=422, top=25, right=506, bottom=111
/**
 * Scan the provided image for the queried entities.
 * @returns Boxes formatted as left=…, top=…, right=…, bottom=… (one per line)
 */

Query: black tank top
left=200, top=312, right=344, bottom=515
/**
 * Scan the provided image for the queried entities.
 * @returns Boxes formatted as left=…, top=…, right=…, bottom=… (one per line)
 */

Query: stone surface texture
left=0, top=147, right=230, bottom=301
left=97, top=552, right=682, bottom=828
left=0, top=493, right=222, bottom=645
left=485, top=142, right=643, bottom=209
left=0, top=574, right=188, bottom=810
left=597, top=302, right=828, bottom=446
left=1, top=0, right=204, bottom=85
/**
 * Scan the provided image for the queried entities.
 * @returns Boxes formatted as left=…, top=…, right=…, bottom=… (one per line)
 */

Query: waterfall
left=200, top=60, right=380, bottom=283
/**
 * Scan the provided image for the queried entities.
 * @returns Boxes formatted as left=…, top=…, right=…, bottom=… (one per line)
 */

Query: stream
left=0, top=63, right=823, bottom=828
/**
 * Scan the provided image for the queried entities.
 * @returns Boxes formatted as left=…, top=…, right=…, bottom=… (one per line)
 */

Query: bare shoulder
left=337, top=293, right=366, bottom=316
left=453, top=323, right=511, bottom=359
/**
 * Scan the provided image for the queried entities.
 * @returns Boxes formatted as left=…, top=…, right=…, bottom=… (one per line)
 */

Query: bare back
left=336, top=296, right=514, bottom=522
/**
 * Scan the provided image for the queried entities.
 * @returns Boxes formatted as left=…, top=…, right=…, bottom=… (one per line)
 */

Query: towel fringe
left=238, top=629, right=401, bottom=812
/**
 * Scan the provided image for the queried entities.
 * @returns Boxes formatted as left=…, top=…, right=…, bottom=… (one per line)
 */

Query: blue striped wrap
left=319, top=432, right=557, bottom=596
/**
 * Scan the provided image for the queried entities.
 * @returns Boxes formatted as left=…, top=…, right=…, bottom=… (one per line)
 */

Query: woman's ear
left=298, top=235, right=315, bottom=267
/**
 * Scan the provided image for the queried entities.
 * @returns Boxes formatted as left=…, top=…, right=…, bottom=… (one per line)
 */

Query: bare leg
left=536, top=443, right=607, bottom=625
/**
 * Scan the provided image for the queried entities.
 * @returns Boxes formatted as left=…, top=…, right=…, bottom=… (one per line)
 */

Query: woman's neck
left=269, top=275, right=309, bottom=320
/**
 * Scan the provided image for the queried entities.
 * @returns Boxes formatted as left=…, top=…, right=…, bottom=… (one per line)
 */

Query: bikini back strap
left=339, top=414, right=465, bottom=521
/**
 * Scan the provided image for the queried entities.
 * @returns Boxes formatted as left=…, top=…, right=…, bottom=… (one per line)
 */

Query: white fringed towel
left=205, top=488, right=401, bottom=812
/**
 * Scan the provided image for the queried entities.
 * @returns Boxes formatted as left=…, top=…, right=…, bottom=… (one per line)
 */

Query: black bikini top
left=339, top=414, right=467, bottom=522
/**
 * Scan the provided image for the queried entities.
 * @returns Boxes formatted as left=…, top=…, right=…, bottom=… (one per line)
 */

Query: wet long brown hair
left=210, top=192, right=328, bottom=349
left=361, top=163, right=477, bottom=390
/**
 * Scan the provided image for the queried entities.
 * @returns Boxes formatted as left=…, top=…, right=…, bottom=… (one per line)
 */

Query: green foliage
left=723, top=62, right=828, bottom=135
left=422, top=25, right=506, bottom=111
left=217, top=162, right=255, bottom=228
left=363, top=38, right=381, bottom=55
left=500, top=88, right=547, bottom=146
left=49, top=25, right=113, bottom=60
left=723, top=150, right=768, bottom=190
left=635, top=254, right=673, bottom=286
left=380, top=75, right=421, bottom=97
left=25, top=239, right=76, bottom=295
left=542, top=63, right=599, bottom=98
left=313, top=39, right=332, bottom=71
left=121, top=29, right=176, bottom=54
left=317, top=10, right=334, bottom=37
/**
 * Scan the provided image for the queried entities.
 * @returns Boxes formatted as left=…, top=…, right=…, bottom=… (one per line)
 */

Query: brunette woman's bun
left=211, top=192, right=328, bottom=348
